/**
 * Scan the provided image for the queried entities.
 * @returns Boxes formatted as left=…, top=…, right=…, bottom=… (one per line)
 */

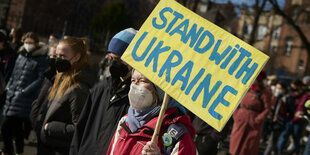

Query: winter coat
left=4, top=45, right=48, bottom=118
left=30, top=68, right=55, bottom=129
left=0, top=46, right=17, bottom=84
left=70, top=77, right=131, bottom=155
left=192, top=116, right=232, bottom=142
left=229, top=89, right=271, bottom=155
left=290, top=93, right=310, bottom=123
left=40, top=67, right=96, bottom=151
left=107, top=107, right=197, bottom=155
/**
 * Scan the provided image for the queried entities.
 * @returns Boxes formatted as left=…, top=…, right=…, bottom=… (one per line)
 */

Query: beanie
left=108, top=28, right=138, bottom=56
left=303, top=76, right=310, bottom=85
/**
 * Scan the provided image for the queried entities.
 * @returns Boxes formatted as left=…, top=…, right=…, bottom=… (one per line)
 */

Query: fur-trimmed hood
left=18, top=42, right=48, bottom=57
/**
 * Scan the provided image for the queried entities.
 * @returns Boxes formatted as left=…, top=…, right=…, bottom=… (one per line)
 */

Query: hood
left=75, top=65, right=97, bottom=89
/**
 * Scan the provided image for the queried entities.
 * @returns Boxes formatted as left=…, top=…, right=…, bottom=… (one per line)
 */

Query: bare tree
left=248, top=0, right=268, bottom=45
left=269, top=0, right=310, bottom=74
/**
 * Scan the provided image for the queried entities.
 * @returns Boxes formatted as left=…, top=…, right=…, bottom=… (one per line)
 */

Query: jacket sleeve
left=4, top=52, right=17, bottom=83
left=23, top=57, right=48, bottom=95
left=250, top=90, right=272, bottom=128
left=46, top=87, right=89, bottom=140
left=170, top=133, right=197, bottom=155
left=106, top=131, right=117, bottom=154
left=69, top=91, right=93, bottom=155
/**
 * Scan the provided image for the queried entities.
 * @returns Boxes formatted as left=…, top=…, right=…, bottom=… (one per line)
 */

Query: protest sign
left=122, top=0, right=269, bottom=131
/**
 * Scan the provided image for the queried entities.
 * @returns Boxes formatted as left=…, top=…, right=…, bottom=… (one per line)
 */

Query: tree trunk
left=249, top=0, right=267, bottom=45
left=269, top=0, right=310, bottom=75
left=192, top=0, right=200, bottom=12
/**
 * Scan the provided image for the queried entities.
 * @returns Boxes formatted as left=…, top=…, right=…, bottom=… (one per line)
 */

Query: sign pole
left=151, top=93, right=170, bottom=143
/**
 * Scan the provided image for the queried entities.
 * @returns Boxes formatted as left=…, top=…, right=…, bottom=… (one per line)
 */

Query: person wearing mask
left=277, top=79, right=310, bottom=155
left=229, top=71, right=272, bottom=155
left=261, top=76, right=278, bottom=143
left=0, top=29, right=17, bottom=126
left=1, top=32, right=48, bottom=155
left=70, top=28, right=137, bottom=155
left=30, top=42, right=58, bottom=155
left=39, top=37, right=95, bottom=155
left=264, top=81, right=288, bottom=155
left=107, top=69, right=196, bottom=155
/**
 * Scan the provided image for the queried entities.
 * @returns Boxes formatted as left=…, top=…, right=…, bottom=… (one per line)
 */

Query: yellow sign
left=122, top=0, right=269, bottom=131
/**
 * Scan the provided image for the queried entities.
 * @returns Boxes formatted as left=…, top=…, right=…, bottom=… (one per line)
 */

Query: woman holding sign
left=107, top=70, right=197, bottom=155
left=229, top=71, right=272, bottom=155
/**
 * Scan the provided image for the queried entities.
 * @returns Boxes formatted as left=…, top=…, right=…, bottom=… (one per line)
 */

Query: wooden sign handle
left=151, top=93, right=170, bottom=143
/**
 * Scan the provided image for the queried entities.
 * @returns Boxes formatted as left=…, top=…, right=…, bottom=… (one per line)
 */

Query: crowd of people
left=1, top=27, right=310, bottom=155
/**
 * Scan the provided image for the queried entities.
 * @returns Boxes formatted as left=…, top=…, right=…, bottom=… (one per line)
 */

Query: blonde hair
left=48, top=37, right=88, bottom=100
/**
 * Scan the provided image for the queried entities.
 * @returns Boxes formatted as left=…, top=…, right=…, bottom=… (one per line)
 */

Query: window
left=284, top=38, right=294, bottom=56
left=257, top=25, right=267, bottom=40
left=271, top=26, right=281, bottom=41
left=298, top=60, right=304, bottom=69
left=200, top=4, right=207, bottom=13
left=270, top=45, right=277, bottom=54
left=292, top=7, right=299, bottom=21
left=242, top=24, right=252, bottom=39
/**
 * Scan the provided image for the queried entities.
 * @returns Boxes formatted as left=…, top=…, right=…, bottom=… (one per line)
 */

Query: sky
left=210, top=0, right=286, bottom=9
left=209, top=0, right=286, bottom=16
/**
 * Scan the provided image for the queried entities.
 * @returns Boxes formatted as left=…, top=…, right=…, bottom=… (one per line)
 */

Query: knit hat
left=108, top=28, right=138, bottom=56
left=257, top=71, right=267, bottom=83
left=303, top=76, right=310, bottom=85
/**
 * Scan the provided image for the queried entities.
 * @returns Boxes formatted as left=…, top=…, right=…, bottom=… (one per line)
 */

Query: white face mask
left=24, top=43, right=36, bottom=52
left=128, top=84, right=153, bottom=110
left=274, top=88, right=283, bottom=97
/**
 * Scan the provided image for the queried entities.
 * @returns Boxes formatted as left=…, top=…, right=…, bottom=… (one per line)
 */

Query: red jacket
left=291, top=93, right=310, bottom=123
left=107, top=107, right=197, bottom=155
left=229, top=89, right=271, bottom=155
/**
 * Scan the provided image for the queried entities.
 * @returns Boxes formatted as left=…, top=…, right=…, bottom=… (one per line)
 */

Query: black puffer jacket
left=4, top=45, right=48, bottom=118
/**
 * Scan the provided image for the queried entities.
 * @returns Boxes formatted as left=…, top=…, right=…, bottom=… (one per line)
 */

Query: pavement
left=0, top=131, right=307, bottom=155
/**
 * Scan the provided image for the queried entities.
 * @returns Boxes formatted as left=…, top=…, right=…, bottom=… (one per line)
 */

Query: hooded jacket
left=107, top=107, right=196, bottom=155
left=40, top=66, right=96, bottom=150
left=4, top=45, right=48, bottom=118
left=70, top=77, right=131, bottom=155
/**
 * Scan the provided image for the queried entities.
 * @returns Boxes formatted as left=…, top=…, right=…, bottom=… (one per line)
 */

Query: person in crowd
left=107, top=69, right=196, bottom=155
left=39, top=37, right=95, bottom=155
left=48, top=34, right=59, bottom=47
left=9, top=28, right=23, bottom=53
left=277, top=79, right=310, bottom=155
left=30, top=42, right=58, bottom=155
left=264, top=81, right=288, bottom=155
left=1, top=32, right=48, bottom=155
left=192, top=115, right=232, bottom=155
left=0, top=29, right=16, bottom=93
left=302, top=75, right=310, bottom=90
left=229, top=71, right=272, bottom=155
left=261, top=75, right=278, bottom=143
left=98, top=52, right=109, bottom=81
left=0, top=29, right=17, bottom=125
left=70, top=28, right=137, bottom=155
left=303, top=100, right=310, bottom=155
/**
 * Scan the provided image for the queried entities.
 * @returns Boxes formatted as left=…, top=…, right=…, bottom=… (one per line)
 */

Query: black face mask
left=109, top=59, right=129, bottom=78
left=55, top=58, right=72, bottom=72
left=44, top=58, right=57, bottom=78
left=49, top=58, right=56, bottom=68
